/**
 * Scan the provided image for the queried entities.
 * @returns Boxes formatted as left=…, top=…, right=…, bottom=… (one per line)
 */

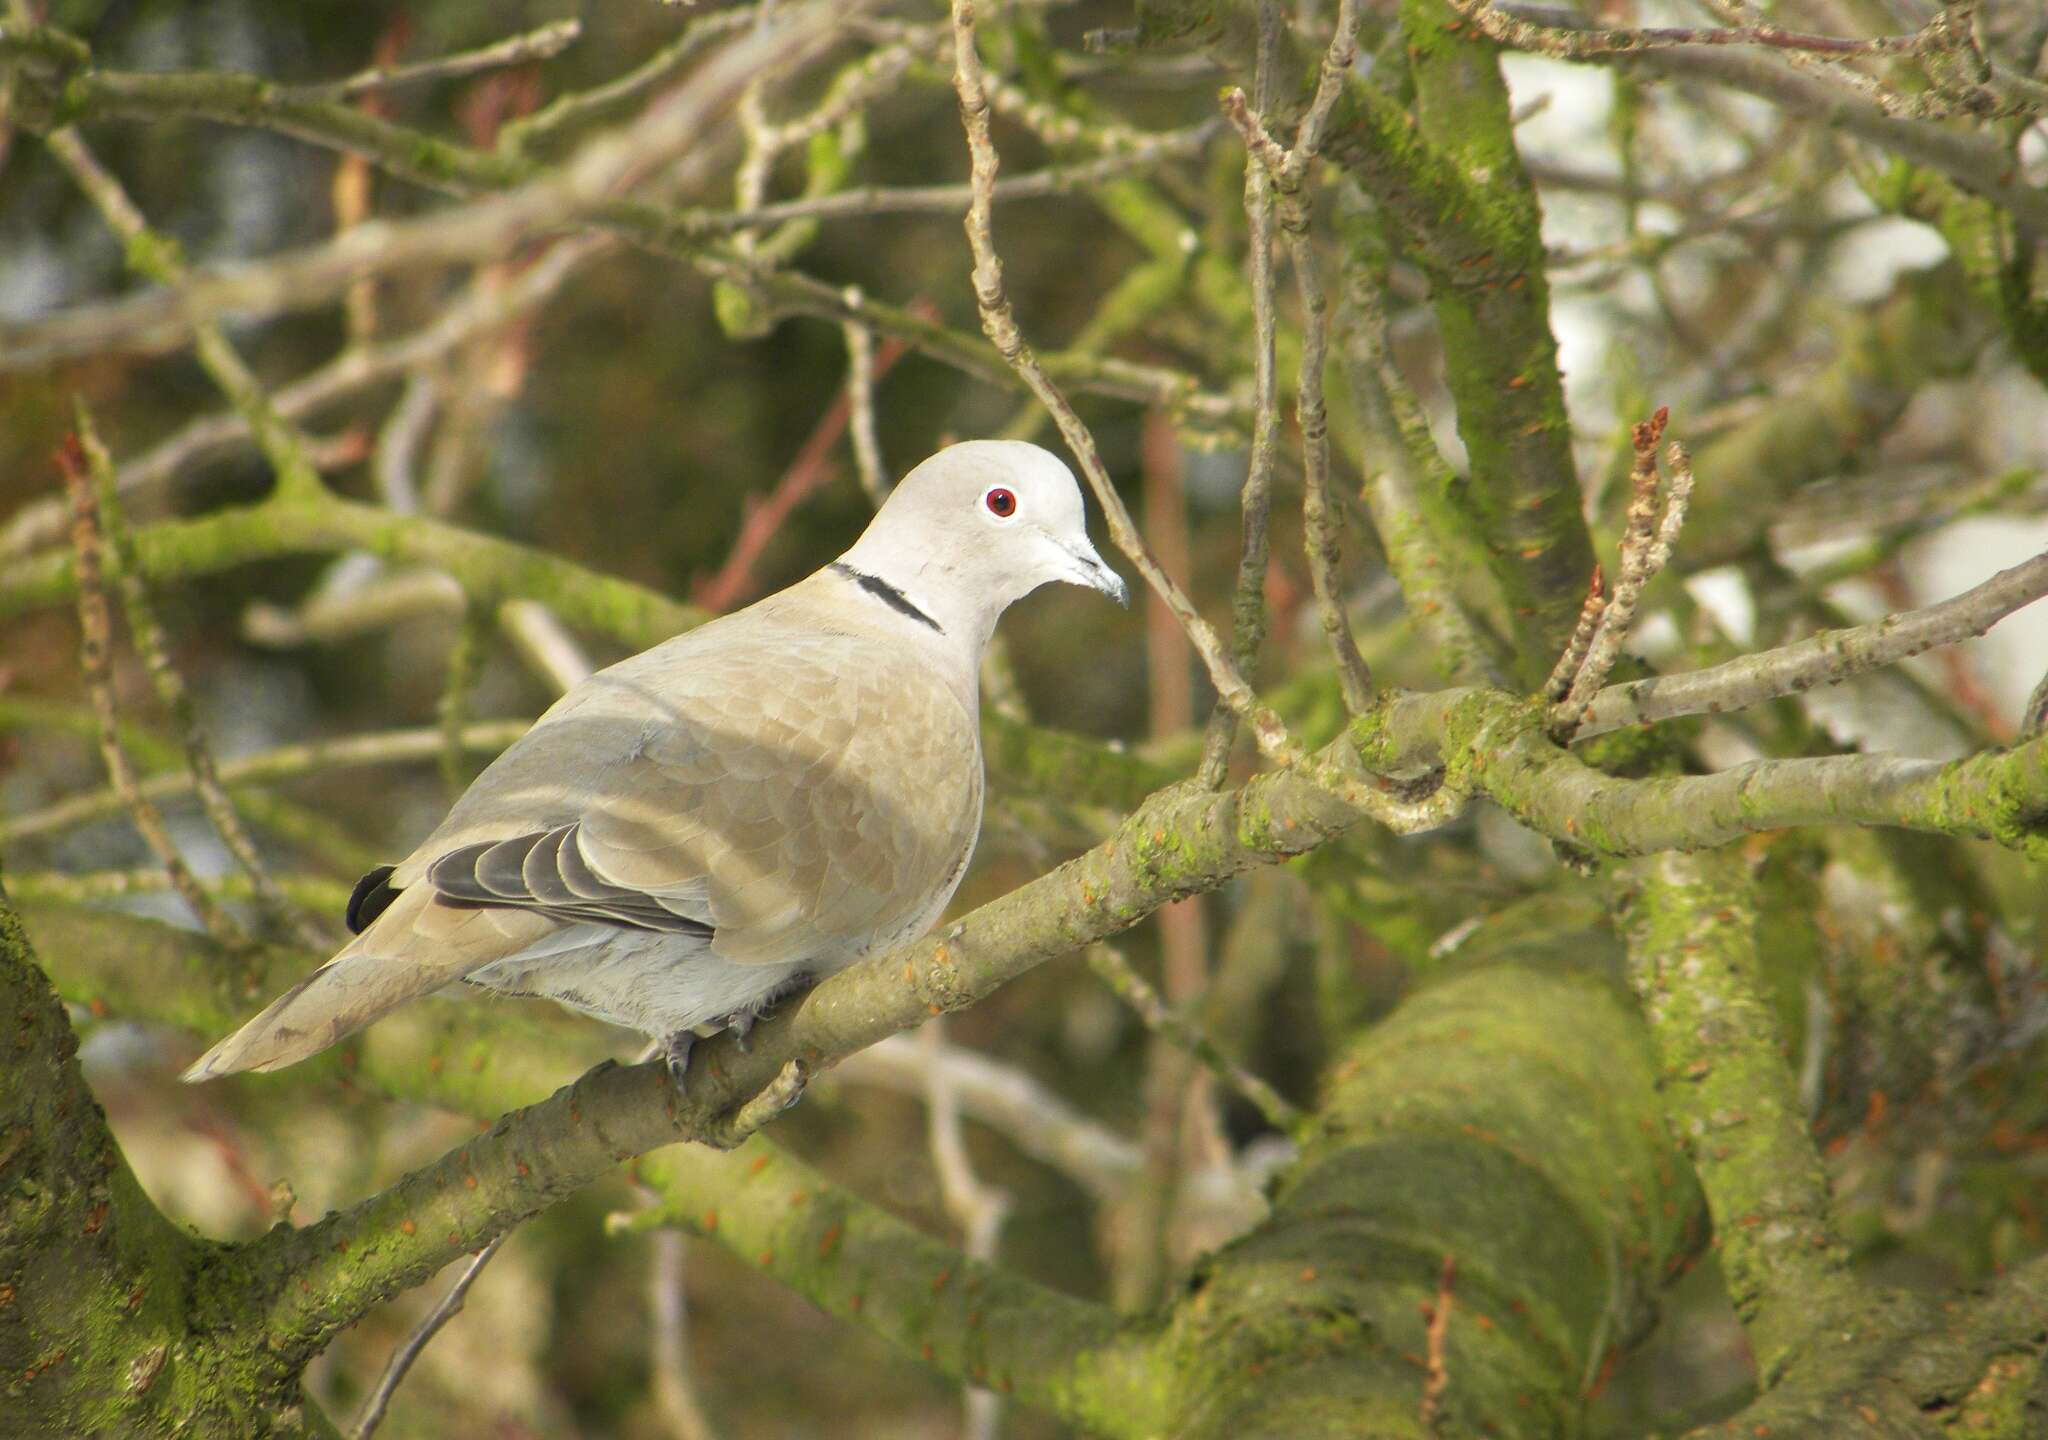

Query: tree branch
left=1578, top=545, right=2048, bottom=741
left=1619, top=849, right=1854, bottom=1380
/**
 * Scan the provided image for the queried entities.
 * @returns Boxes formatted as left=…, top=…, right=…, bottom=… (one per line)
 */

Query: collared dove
left=183, top=440, right=1127, bottom=1088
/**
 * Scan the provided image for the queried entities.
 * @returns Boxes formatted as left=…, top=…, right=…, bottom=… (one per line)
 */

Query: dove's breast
left=675, top=625, right=985, bottom=970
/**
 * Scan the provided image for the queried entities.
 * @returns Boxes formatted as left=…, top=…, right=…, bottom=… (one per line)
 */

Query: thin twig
left=1418, top=1253, right=1456, bottom=1428
left=1554, top=407, right=1684, bottom=735
left=1196, top=5, right=1285, bottom=789
left=0, top=719, right=532, bottom=846
left=648, top=1230, right=718, bottom=1440
left=498, top=7, right=755, bottom=156
left=1578, top=546, right=2048, bottom=742
left=499, top=601, right=593, bottom=693
left=1448, top=0, right=1938, bottom=61
left=290, top=18, right=581, bottom=102
left=1542, top=565, right=1606, bottom=703
left=836, top=1033, right=1139, bottom=1197
left=73, top=406, right=325, bottom=949
left=0, top=238, right=608, bottom=559
left=1333, top=245, right=1511, bottom=689
left=921, top=1020, right=1011, bottom=1440
left=1218, top=2, right=1374, bottom=721
left=1285, top=0, right=1361, bottom=175
left=42, top=126, right=324, bottom=501
left=0, top=15, right=841, bottom=372
left=1284, top=217, right=1372, bottom=714
left=948, top=0, right=1299, bottom=768
left=841, top=311, right=889, bottom=505
left=683, top=129, right=1217, bottom=235
left=58, top=437, right=241, bottom=946
left=1086, top=944, right=1302, bottom=1132
left=349, top=1232, right=509, bottom=1440
left=3, top=867, right=352, bottom=915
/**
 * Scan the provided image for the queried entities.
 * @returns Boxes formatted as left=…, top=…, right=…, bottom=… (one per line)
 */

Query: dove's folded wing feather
left=391, top=586, right=983, bottom=967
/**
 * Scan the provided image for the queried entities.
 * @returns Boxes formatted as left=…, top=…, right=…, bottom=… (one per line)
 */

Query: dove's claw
left=726, top=1011, right=756, bottom=1054
left=661, top=1032, right=695, bottom=1095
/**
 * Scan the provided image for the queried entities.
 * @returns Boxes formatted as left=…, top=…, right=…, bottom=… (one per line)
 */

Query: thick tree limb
left=1620, top=850, right=1854, bottom=1381
left=0, top=901, right=332, bottom=1435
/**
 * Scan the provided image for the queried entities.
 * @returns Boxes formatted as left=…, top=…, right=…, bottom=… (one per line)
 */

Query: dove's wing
left=394, top=584, right=984, bottom=964
left=182, top=582, right=983, bottom=1079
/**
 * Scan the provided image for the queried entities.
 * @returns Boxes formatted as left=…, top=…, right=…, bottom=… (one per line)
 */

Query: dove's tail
left=181, top=884, right=554, bottom=1080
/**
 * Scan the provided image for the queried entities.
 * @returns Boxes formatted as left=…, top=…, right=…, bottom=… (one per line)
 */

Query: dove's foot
left=713, top=975, right=809, bottom=1055
left=661, top=1031, right=696, bottom=1095
left=724, top=1010, right=756, bottom=1054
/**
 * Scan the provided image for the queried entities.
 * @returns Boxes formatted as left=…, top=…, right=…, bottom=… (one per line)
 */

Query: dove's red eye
left=984, top=488, right=1017, bottom=518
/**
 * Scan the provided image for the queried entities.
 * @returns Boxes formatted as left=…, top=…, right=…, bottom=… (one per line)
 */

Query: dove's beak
left=1062, top=539, right=1129, bottom=607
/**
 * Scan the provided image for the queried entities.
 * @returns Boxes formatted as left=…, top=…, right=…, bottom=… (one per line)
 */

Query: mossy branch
left=1617, top=850, right=1854, bottom=1380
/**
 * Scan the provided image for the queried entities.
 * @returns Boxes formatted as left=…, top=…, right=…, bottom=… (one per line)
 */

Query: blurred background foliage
left=3, top=0, right=2047, bottom=1435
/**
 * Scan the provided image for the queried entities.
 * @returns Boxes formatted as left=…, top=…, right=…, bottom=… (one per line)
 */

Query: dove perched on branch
left=183, top=441, right=1127, bottom=1090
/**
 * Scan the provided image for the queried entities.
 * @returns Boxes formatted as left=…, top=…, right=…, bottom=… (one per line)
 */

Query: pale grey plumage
left=183, top=440, right=1125, bottom=1084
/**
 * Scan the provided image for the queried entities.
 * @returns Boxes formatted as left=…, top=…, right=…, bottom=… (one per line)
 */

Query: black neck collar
left=829, top=562, right=944, bottom=634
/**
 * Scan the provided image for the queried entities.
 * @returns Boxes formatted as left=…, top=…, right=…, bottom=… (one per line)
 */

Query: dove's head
left=839, top=440, right=1128, bottom=648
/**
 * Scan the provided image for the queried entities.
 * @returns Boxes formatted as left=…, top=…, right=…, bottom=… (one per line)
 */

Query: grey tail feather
left=182, top=906, right=453, bottom=1081
left=180, top=960, right=348, bottom=1081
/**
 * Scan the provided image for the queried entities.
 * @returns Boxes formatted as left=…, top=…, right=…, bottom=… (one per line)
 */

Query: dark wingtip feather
left=345, top=864, right=399, bottom=935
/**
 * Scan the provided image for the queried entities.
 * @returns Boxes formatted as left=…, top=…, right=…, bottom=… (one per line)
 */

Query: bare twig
left=291, top=18, right=581, bottom=102
left=1578, top=545, right=2048, bottom=742
left=1553, top=407, right=1690, bottom=736
left=73, top=408, right=324, bottom=949
left=684, top=134, right=1217, bottom=234
left=1418, top=1254, right=1456, bottom=1428
left=243, top=569, right=467, bottom=650
left=1285, top=0, right=1361, bottom=174
left=1333, top=248, right=1511, bottom=689
left=499, top=8, right=755, bottom=157
left=0, top=720, right=529, bottom=847
left=349, top=1233, right=509, bottom=1440
left=500, top=600, right=593, bottom=693
left=841, top=313, right=889, bottom=505
left=836, top=1034, right=1138, bottom=1197
left=1196, top=7, right=1285, bottom=789
left=57, top=437, right=242, bottom=946
left=948, top=0, right=1299, bottom=768
left=921, top=1020, right=1012, bottom=1440
left=1281, top=203, right=1372, bottom=715
left=1542, top=565, right=1606, bottom=704
left=1447, top=0, right=1938, bottom=61
left=3, top=867, right=352, bottom=916
left=1086, top=944, right=1302, bottom=1132
left=0, top=14, right=838, bottom=372
left=648, top=1230, right=718, bottom=1440
left=1217, top=2, right=1373, bottom=721
left=0, top=238, right=608, bottom=558
left=43, top=126, right=324, bottom=502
